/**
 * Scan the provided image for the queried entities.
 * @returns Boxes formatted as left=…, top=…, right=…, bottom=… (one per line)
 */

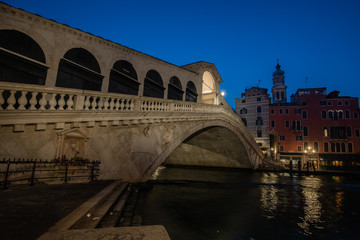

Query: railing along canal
left=0, top=158, right=100, bottom=189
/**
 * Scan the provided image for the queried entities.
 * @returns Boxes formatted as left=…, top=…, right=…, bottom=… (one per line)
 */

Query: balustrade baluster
left=29, top=92, right=38, bottom=110
left=97, top=97, right=104, bottom=110
left=114, top=98, right=120, bottom=111
left=6, top=90, right=16, bottom=110
left=49, top=93, right=57, bottom=110
left=91, top=96, right=97, bottom=110
left=18, top=90, right=27, bottom=110
left=58, top=94, right=65, bottom=110
left=39, top=93, right=47, bottom=110
left=67, top=94, right=74, bottom=110
left=109, top=98, right=114, bottom=110
left=120, top=98, right=124, bottom=110
left=130, top=99, right=134, bottom=110
left=103, top=97, right=109, bottom=110
left=84, top=96, right=90, bottom=110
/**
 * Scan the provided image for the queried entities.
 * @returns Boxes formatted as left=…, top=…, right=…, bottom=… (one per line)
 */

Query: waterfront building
left=235, top=87, right=270, bottom=155
left=270, top=87, right=360, bottom=169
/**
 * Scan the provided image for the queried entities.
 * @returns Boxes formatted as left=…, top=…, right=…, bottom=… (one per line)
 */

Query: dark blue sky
left=3, top=0, right=360, bottom=108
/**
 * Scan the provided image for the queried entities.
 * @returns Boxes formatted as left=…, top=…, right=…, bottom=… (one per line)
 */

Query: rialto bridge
left=0, top=3, right=264, bottom=182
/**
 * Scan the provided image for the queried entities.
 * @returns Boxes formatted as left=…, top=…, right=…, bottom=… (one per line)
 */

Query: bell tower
left=271, top=59, right=287, bottom=104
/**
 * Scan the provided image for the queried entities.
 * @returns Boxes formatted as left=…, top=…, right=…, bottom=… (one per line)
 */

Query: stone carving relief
left=162, top=124, right=176, bottom=145
left=56, top=129, right=89, bottom=159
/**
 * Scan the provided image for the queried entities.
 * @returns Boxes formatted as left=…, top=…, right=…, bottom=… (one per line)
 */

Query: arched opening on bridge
left=56, top=48, right=103, bottom=91
left=143, top=70, right=165, bottom=98
left=0, top=29, right=47, bottom=85
left=165, top=126, right=252, bottom=168
left=167, top=76, right=183, bottom=100
left=202, top=71, right=216, bottom=104
left=185, top=81, right=197, bottom=102
left=269, top=132, right=278, bottom=160
left=108, top=60, right=139, bottom=95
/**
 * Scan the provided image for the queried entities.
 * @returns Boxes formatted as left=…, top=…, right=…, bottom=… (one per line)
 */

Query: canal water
left=140, top=166, right=360, bottom=240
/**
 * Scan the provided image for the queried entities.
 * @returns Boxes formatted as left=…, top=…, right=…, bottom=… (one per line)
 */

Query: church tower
left=271, top=60, right=287, bottom=104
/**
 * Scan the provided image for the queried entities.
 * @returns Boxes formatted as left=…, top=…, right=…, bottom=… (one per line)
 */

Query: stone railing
left=0, top=82, right=223, bottom=114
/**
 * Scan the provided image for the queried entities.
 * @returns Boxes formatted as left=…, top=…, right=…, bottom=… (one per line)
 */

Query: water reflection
left=260, top=173, right=280, bottom=219
left=298, top=176, right=323, bottom=235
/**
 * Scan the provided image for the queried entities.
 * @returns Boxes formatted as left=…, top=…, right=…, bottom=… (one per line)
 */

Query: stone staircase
left=38, top=181, right=170, bottom=240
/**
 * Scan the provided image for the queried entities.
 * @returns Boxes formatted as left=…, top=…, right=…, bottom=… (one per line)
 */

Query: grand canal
left=140, top=167, right=360, bottom=240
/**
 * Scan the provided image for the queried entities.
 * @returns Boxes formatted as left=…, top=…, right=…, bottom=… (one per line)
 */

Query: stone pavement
left=0, top=181, right=113, bottom=240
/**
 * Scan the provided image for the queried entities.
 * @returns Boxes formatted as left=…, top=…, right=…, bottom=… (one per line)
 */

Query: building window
left=285, top=120, right=289, bottom=128
left=304, top=142, right=309, bottom=150
left=328, top=111, right=333, bottom=119
left=302, top=101, right=307, bottom=106
left=280, top=136, right=285, bottom=141
left=324, top=142, right=329, bottom=152
left=285, top=109, right=289, bottom=114
left=320, top=100, right=326, bottom=105
left=331, top=143, right=335, bottom=152
left=271, top=109, right=275, bottom=114
left=241, top=118, right=247, bottom=126
left=323, top=127, right=328, bottom=137
left=354, top=112, right=359, bottom=118
left=295, top=109, right=301, bottom=114
left=341, top=143, right=346, bottom=152
left=256, top=117, right=263, bottom=126
left=345, top=110, right=350, bottom=118
left=328, top=101, right=332, bottom=106
left=302, top=111, right=307, bottom=119
left=339, top=111, right=343, bottom=119
left=297, top=121, right=301, bottom=130
left=279, top=109, right=283, bottom=114
left=338, top=101, right=343, bottom=106
left=257, top=106, right=262, bottom=113
left=347, top=127, right=352, bottom=137
left=296, top=136, right=302, bottom=141
left=314, top=142, right=319, bottom=152
left=322, top=110, right=327, bottom=118
left=334, top=111, right=338, bottom=120
left=257, top=97, right=261, bottom=101
left=242, top=99, right=246, bottom=103
left=297, top=146, right=302, bottom=152
left=355, top=129, right=360, bottom=137
left=303, top=126, right=308, bottom=136
left=336, top=143, right=341, bottom=152
left=257, top=131, right=262, bottom=138
left=348, top=143, right=353, bottom=152
left=240, top=108, right=247, bottom=114
left=279, top=145, right=284, bottom=152
left=271, top=120, right=275, bottom=128
left=345, top=101, right=349, bottom=106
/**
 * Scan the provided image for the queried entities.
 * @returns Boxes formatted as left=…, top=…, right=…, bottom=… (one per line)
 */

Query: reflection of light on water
left=151, top=165, right=167, bottom=180
left=298, top=177, right=323, bottom=235
left=260, top=173, right=279, bottom=219
left=336, top=191, right=344, bottom=213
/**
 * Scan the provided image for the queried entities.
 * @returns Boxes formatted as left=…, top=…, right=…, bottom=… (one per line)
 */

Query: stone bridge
left=0, top=3, right=263, bottom=182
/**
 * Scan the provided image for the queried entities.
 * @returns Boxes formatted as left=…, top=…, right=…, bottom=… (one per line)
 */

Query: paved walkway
left=0, top=181, right=113, bottom=240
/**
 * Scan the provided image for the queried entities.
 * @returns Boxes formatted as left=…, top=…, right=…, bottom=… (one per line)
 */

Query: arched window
left=185, top=81, right=197, bottom=102
left=257, top=106, right=261, bottom=113
left=108, top=60, right=139, bottom=95
left=323, top=127, right=328, bottom=137
left=331, top=142, right=335, bottom=152
left=347, top=127, right=352, bottom=137
left=276, top=92, right=279, bottom=100
left=322, top=110, right=327, bottom=118
left=324, top=142, right=329, bottom=152
left=314, top=142, right=319, bottom=152
left=0, top=30, right=47, bottom=85
left=240, top=108, right=247, bottom=114
left=328, top=111, right=333, bottom=119
left=167, top=76, right=183, bottom=100
left=143, top=70, right=164, bottom=98
left=339, top=111, right=343, bottom=119
left=304, top=142, right=309, bottom=151
left=341, top=143, right=346, bottom=152
left=336, top=143, right=340, bottom=152
left=348, top=143, right=353, bottom=152
left=56, top=48, right=103, bottom=91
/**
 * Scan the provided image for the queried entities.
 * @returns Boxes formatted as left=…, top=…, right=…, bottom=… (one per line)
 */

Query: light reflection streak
left=260, top=173, right=279, bottom=219
left=298, top=177, right=323, bottom=235
left=336, top=191, right=344, bottom=213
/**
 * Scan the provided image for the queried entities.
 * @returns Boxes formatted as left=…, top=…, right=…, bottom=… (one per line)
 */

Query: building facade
left=235, top=87, right=270, bottom=154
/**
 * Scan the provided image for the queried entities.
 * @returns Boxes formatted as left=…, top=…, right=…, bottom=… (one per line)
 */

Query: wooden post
left=30, top=160, right=36, bottom=186
left=64, top=162, right=68, bottom=184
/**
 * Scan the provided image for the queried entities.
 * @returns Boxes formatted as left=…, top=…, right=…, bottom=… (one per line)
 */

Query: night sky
left=3, top=0, right=360, bottom=108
